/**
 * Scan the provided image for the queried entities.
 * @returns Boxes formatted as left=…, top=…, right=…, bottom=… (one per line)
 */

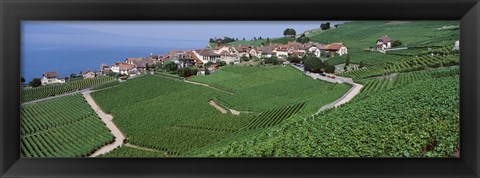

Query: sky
left=22, top=21, right=344, bottom=49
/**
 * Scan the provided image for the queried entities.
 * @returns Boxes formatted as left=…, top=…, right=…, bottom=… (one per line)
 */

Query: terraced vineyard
left=21, top=76, right=115, bottom=103
left=92, top=67, right=350, bottom=156
left=100, top=146, right=168, bottom=157
left=246, top=102, right=305, bottom=129
left=202, top=76, right=459, bottom=157
left=21, top=94, right=114, bottom=157
left=340, top=54, right=459, bottom=79
left=358, top=66, right=459, bottom=98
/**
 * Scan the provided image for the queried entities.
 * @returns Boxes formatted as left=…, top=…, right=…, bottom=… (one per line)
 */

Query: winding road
left=291, top=65, right=364, bottom=114
left=82, top=90, right=125, bottom=157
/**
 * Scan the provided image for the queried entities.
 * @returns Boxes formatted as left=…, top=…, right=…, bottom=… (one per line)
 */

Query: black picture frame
left=1, top=0, right=479, bottom=177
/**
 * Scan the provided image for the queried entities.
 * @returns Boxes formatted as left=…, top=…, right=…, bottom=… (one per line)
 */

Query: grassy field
left=92, top=66, right=350, bottom=156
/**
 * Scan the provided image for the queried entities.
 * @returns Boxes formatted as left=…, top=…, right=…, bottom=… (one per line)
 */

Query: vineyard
left=21, top=94, right=114, bottom=157
left=92, top=67, right=350, bottom=156
left=193, top=66, right=350, bottom=112
left=357, top=66, right=459, bottom=99
left=201, top=75, right=459, bottom=157
left=21, top=76, right=115, bottom=103
left=246, top=102, right=305, bottom=129
left=339, top=54, right=459, bottom=79
left=100, top=146, right=168, bottom=157
left=21, top=21, right=460, bottom=158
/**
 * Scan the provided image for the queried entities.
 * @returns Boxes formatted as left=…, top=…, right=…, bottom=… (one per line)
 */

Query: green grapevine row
left=21, top=76, right=115, bottom=103
left=21, top=94, right=114, bottom=157
left=246, top=102, right=305, bottom=129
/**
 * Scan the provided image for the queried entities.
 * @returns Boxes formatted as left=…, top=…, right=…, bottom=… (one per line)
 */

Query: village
left=38, top=37, right=356, bottom=85
left=36, top=31, right=461, bottom=87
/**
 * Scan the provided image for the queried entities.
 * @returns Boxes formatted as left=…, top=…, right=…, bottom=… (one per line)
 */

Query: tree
left=392, top=40, right=403, bottom=47
left=345, top=54, right=351, bottom=66
left=296, top=36, right=310, bottom=43
left=320, top=22, right=331, bottom=30
left=263, top=56, right=280, bottom=65
left=164, top=61, right=178, bottom=72
left=287, top=55, right=302, bottom=63
left=304, top=55, right=324, bottom=73
left=178, top=68, right=198, bottom=78
left=243, top=37, right=246, bottom=41
left=205, top=61, right=214, bottom=68
left=29, top=78, right=42, bottom=88
left=283, top=28, right=296, bottom=37
left=218, top=61, right=227, bottom=67
left=241, top=54, right=250, bottom=62
left=359, top=61, right=365, bottom=68
left=324, top=62, right=336, bottom=73
left=253, top=37, right=257, bottom=40
left=21, top=77, right=26, bottom=83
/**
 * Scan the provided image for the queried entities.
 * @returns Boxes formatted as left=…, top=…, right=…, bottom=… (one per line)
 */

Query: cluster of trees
left=209, top=37, right=237, bottom=44
left=178, top=68, right=199, bottom=78
left=21, top=77, right=43, bottom=88
left=320, top=22, right=331, bottom=30
left=263, top=56, right=281, bottom=65
left=283, top=28, right=296, bottom=37
left=296, top=34, right=310, bottom=43
left=392, top=40, right=403, bottom=47
left=303, top=54, right=335, bottom=73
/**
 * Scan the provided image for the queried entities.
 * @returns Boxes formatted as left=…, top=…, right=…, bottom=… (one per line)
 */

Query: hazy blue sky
left=22, top=21, right=344, bottom=49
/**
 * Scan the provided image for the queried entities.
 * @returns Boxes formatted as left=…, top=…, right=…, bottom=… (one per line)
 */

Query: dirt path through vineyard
left=209, top=100, right=228, bottom=113
left=82, top=90, right=125, bottom=157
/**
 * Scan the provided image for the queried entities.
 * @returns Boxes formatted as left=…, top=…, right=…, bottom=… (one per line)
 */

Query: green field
left=20, top=94, right=114, bottom=157
left=91, top=66, right=350, bottom=156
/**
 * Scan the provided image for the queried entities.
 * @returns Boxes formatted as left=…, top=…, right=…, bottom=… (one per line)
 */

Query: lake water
left=22, top=45, right=176, bottom=82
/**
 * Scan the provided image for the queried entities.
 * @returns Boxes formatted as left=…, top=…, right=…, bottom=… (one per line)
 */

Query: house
left=232, top=45, right=252, bottom=58
left=256, top=45, right=277, bottom=58
left=186, top=51, right=205, bottom=67
left=274, top=44, right=290, bottom=58
left=325, top=43, right=348, bottom=56
left=128, top=68, right=140, bottom=77
left=197, top=49, right=221, bottom=63
left=125, top=58, right=143, bottom=65
left=111, top=62, right=135, bottom=75
left=133, top=60, right=147, bottom=72
left=81, top=70, right=95, bottom=79
left=376, top=35, right=392, bottom=51
left=219, top=51, right=240, bottom=64
left=41, top=71, right=65, bottom=85
left=301, top=42, right=325, bottom=58
left=99, top=64, right=110, bottom=75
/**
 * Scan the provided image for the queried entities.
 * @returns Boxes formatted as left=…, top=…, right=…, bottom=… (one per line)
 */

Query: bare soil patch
left=209, top=100, right=228, bottom=114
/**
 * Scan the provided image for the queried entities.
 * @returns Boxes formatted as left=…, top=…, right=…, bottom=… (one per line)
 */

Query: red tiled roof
left=186, top=51, right=204, bottom=64
left=378, top=35, right=392, bottom=43
left=43, top=71, right=58, bottom=78
left=325, top=43, right=346, bottom=51
left=81, top=70, right=93, bottom=75
left=115, top=62, right=135, bottom=71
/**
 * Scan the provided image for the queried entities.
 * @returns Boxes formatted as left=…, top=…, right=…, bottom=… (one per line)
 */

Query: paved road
left=82, top=90, right=125, bottom=157
left=291, top=64, right=364, bottom=114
